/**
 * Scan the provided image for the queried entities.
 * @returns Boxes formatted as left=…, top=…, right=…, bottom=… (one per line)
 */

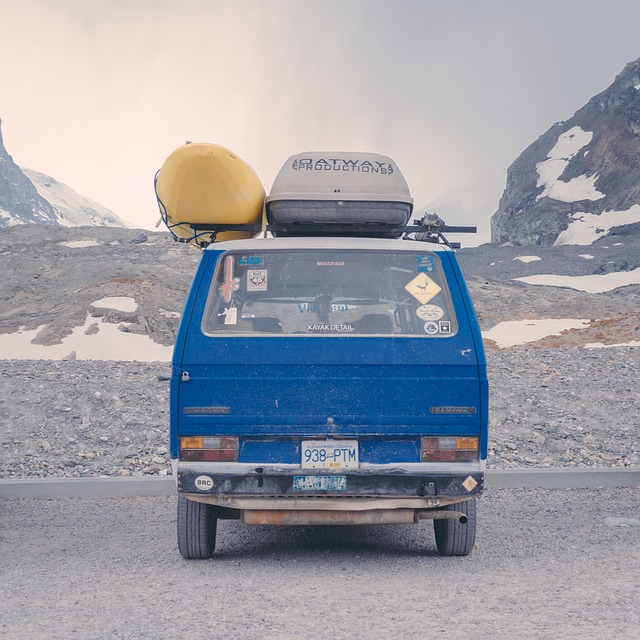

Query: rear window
left=203, top=249, right=458, bottom=336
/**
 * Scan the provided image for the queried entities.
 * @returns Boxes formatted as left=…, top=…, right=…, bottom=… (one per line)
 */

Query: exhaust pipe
left=416, top=509, right=468, bottom=524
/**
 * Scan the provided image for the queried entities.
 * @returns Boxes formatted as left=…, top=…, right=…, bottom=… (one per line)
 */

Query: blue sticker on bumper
left=293, top=476, right=347, bottom=491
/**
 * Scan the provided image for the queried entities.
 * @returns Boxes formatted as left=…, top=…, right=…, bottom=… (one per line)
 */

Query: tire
left=177, top=495, right=217, bottom=559
left=433, top=498, right=477, bottom=557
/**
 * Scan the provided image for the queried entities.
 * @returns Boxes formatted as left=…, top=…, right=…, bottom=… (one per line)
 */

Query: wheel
left=177, top=495, right=217, bottom=559
left=433, top=498, right=477, bottom=556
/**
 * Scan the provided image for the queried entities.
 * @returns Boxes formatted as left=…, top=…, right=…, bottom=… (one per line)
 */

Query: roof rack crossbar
left=401, top=213, right=476, bottom=248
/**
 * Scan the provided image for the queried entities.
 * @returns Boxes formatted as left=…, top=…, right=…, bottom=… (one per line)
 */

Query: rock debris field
left=1, top=346, right=638, bottom=479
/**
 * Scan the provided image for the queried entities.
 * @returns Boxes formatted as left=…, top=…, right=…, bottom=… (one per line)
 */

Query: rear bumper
left=176, top=461, right=484, bottom=505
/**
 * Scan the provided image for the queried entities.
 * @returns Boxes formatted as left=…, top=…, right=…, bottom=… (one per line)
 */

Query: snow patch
left=535, top=126, right=604, bottom=203
left=0, top=209, right=21, bottom=226
left=514, top=267, right=640, bottom=293
left=158, top=308, right=180, bottom=319
left=583, top=341, right=640, bottom=349
left=513, top=255, right=541, bottom=263
left=482, top=319, right=590, bottom=348
left=0, top=314, right=170, bottom=361
left=578, top=254, right=594, bottom=260
left=91, top=296, right=138, bottom=312
left=59, top=240, right=102, bottom=248
left=554, top=205, right=640, bottom=245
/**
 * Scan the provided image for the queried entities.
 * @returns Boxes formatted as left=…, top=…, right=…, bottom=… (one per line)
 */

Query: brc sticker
left=194, top=475, right=214, bottom=491
left=416, top=304, right=444, bottom=321
left=405, top=273, right=441, bottom=304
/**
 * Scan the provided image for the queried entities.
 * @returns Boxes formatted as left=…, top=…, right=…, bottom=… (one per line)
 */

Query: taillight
left=180, top=436, right=238, bottom=461
left=421, top=436, right=479, bottom=462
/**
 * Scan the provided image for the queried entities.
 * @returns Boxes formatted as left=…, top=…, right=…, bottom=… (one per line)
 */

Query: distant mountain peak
left=491, top=57, right=640, bottom=246
left=0, top=119, right=57, bottom=227
left=0, top=119, right=127, bottom=229
left=21, top=167, right=128, bottom=228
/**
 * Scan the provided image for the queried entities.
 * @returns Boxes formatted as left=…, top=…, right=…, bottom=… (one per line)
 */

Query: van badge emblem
left=183, top=407, right=231, bottom=415
left=429, top=406, right=477, bottom=415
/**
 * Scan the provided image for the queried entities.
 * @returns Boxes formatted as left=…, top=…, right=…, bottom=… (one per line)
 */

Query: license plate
left=301, top=440, right=358, bottom=469
left=293, top=476, right=347, bottom=491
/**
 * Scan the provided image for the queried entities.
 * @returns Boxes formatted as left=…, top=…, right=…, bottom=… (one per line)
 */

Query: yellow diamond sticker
left=405, top=273, right=441, bottom=304
left=462, top=476, right=478, bottom=492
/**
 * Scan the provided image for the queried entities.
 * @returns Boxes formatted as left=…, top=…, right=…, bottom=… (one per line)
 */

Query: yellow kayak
left=155, top=143, right=265, bottom=245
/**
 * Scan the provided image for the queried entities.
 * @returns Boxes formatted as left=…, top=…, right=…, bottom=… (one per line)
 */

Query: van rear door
left=171, top=241, right=487, bottom=470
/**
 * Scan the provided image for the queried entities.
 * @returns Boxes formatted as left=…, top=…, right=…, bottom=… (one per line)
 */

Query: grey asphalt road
left=1, top=488, right=639, bottom=640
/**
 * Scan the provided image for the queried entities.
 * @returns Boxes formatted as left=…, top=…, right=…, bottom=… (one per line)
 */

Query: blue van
left=162, top=151, right=488, bottom=558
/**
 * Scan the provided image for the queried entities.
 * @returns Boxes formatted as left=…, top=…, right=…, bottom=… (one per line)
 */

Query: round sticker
left=194, top=475, right=214, bottom=491
left=424, top=321, right=439, bottom=335
left=416, top=304, right=444, bottom=321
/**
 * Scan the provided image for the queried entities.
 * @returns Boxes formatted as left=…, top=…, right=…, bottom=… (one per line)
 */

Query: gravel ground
left=1, top=346, right=638, bottom=478
left=1, top=489, right=638, bottom=640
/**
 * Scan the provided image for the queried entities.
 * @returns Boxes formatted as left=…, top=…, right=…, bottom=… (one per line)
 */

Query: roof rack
left=401, top=213, right=476, bottom=249
left=157, top=173, right=476, bottom=250
left=160, top=219, right=476, bottom=249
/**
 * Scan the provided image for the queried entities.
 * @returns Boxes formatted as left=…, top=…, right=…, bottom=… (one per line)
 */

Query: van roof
left=204, top=236, right=453, bottom=253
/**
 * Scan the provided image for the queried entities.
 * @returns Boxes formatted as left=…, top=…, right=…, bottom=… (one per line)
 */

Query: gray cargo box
left=266, top=152, right=413, bottom=237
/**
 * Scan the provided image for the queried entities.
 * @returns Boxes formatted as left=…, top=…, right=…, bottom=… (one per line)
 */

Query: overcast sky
left=2, top=0, right=639, bottom=241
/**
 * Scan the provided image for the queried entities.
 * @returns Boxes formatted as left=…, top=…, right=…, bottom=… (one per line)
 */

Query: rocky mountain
left=21, top=167, right=126, bottom=228
left=0, top=119, right=126, bottom=228
left=491, top=57, right=640, bottom=246
left=0, top=119, right=56, bottom=226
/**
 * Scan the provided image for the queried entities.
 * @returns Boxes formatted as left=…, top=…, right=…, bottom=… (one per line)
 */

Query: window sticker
left=317, top=261, right=345, bottom=267
left=247, top=269, right=268, bottom=292
left=417, top=256, right=435, bottom=273
left=220, top=307, right=238, bottom=325
left=424, top=321, right=439, bottom=335
left=405, top=273, right=442, bottom=304
left=219, top=255, right=240, bottom=303
left=238, top=255, right=263, bottom=266
left=439, top=320, right=451, bottom=334
left=298, top=303, right=354, bottom=314
left=416, top=304, right=444, bottom=321
left=307, top=323, right=355, bottom=333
